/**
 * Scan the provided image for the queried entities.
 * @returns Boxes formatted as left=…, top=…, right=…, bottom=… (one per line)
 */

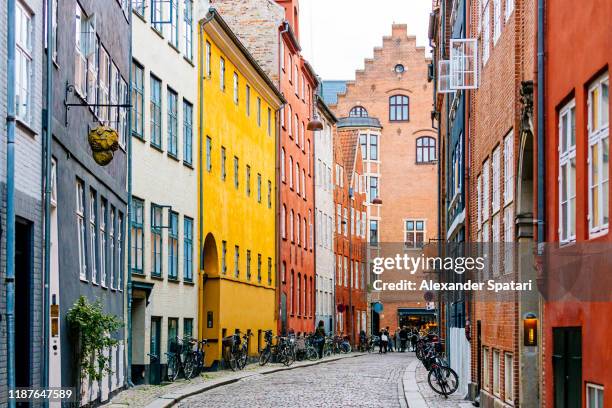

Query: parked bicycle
left=166, top=336, right=189, bottom=382
left=293, top=334, right=319, bottom=362
left=224, top=330, right=253, bottom=371
left=418, top=336, right=458, bottom=397
left=258, top=330, right=295, bottom=366
left=183, top=338, right=209, bottom=379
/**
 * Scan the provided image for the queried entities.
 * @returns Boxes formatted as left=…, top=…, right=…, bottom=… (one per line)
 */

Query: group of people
left=376, top=326, right=419, bottom=354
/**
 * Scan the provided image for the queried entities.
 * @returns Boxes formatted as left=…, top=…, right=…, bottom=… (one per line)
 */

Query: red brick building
left=333, top=128, right=368, bottom=344
left=542, top=0, right=611, bottom=406
left=323, top=24, right=438, bottom=335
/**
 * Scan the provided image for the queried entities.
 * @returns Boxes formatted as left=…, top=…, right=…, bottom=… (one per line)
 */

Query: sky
left=299, top=0, right=433, bottom=81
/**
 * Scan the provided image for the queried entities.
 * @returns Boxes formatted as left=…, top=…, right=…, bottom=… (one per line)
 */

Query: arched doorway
left=200, top=233, right=219, bottom=367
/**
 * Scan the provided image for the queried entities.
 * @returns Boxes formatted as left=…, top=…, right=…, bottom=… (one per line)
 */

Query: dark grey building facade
left=44, top=0, right=130, bottom=403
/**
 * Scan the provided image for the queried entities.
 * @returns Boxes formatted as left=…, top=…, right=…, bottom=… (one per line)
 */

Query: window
left=246, top=165, right=251, bottom=196
left=74, top=4, right=92, bottom=97
left=109, top=208, right=115, bottom=288
left=182, top=0, right=193, bottom=60
left=289, top=156, right=294, bottom=189
left=89, top=191, right=98, bottom=283
left=287, top=105, right=293, bottom=136
left=246, top=85, right=251, bottom=116
left=294, top=65, right=299, bottom=94
left=206, top=136, right=212, bottom=172
left=290, top=271, right=294, bottom=314
left=493, top=0, right=501, bottom=43
left=349, top=106, right=368, bottom=118
left=170, top=0, right=179, bottom=47
left=504, top=353, right=513, bottom=402
left=281, top=205, right=287, bottom=239
left=257, top=173, right=262, bottom=203
left=221, top=240, right=227, bottom=274
left=99, top=48, right=110, bottom=122
left=505, top=0, right=514, bottom=21
left=559, top=100, right=576, bottom=243
left=168, top=212, right=178, bottom=279
left=234, top=245, right=240, bottom=277
left=168, top=318, right=178, bottom=353
left=205, top=41, right=211, bottom=77
left=257, top=254, right=262, bottom=283
left=477, top=175, right=483, bottom=229
left=167, top=88, right=178, bottom=157
left=405, top=220, right=425, bottom=249
left=360, top=134, right=367, bottom=159
left=492, top=146, right=501, bottom=213
left=220, top=57, right=225, bottom=91
left=151, top=0, right=163, bottom=32
left=76, top=181, right=87, bottom=280
left=257, top=97, right=262, bottom=127
left=117, top=213, right=124, bottom=289
left=268, top=108, right=272, bottom=136
left=290, top=210, right=295, bottom=242
left=233, top=72, right=239, bottom=104
left=301, top=169, right=306, bottom=199
left=184, top=318, right=193, bottom=339
left=296, top=163, right=301, bottom=195
left=151, top=204, right=163, bottom=277
left=281, top=148, right=286, bottom=182
left=369, top=177, right=378, bottom=203
left=221, top=146, right=226, bottom=180
left=267, top=257, right=272, bottom=285
left=370, top=220, right=378, bottom=245
left=482, top=159, right=490, bottom=221
left=100, top=200, right=107, bottom=286
left=246, top=250, right=251, bottom=280
left=483, top=348, right=490, bottom=390
left=416, top=136, right=436, bottom=163
left=16, top=3, right=33, bottom=123
left=182, top=216, right=193, bottom=281
left=309, top=211, right=313, bottom=250
left=130, top=198, right=144, bottom=273
left=482, top=1, right=491, bottom=63
left=133, top=0, right=145, bottom=16
left=150, top=75, right=162, bottom=148
left=132, top=62, right=144, bottom=138
left=587, top=383, right=604, bottom=408
left=493, top=349, right=500, bottom=396
left=504, top=132, right=514, bottom=205
left=588, top=74, right=609, bottom=235
left=389, top=95, right=409, bottom=121
left=297, top=214, right=301, bottom=246
left=370, top=134, right=378, bottom=160
left=183, top=100, right=193, bottom=165
left=234, top=156, right=239, bottom=189
left=268, top=180, right=272, bottom=209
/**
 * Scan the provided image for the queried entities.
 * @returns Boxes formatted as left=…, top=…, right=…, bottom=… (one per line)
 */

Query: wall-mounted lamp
left=372, top=197, right=383, bottom=205
left=523, top=313, right=538, bottom=347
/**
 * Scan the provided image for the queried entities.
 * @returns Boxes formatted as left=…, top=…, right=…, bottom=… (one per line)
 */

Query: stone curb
left=142, top=352, right=366, bottom=408
left=403, top=359, right=428, bottom=408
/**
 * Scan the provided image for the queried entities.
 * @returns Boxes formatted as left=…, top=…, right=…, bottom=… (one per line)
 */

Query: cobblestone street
left=178, top=353, right=411, bottom=408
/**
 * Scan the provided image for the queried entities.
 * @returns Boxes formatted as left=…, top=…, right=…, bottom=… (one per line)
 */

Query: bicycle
left=183, top=339, right=209, bottom=379
left=420, top=339, right=458, bottom=397
left=165, top=336, right=188, bottom=382
left=224, top=331, right=252, bottom=371
left=259, top=331, right=295, bottom=366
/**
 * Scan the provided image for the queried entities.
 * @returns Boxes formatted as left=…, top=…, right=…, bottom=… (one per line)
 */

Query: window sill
left=133, top=10, right=147, bottom=24
left=150, top=143, right=164, bottom=154
left=183, top=55, right=194, bottom=67
left=16, top=118, right=38, bottom=137
left=389, top=120, right=410, bottom=123
left=168, top=277, right=180, bottom=283
left=80, top=277, right=89, bottom=283
left=183, top=279, right=194, bottom=285
left=151, top=26, right=164, bottom=40
left=167, top=152, right=180, bottom=162
left=150, top=274, right=164, bottom=281
left=168, top=41, right=181, bottom=54
left=131, top=271, right=146, bottom=277
left=183, top=161, right=194, bottom=170
left=589, top=228, right=608, bottom=240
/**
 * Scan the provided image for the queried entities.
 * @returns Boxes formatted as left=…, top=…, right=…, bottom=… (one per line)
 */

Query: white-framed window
left=182, top=0, right=193, bottom=60
left=477, top=175, right=483, bottom=229
left=296, top=162, right=300, bottom=195
left=219, top=57, right=225, bottom=91
left=492, top=213, right=500, bottom=274
left=503, top=204, right=514, bottom=274
left=504, top=352, right=514, bottom=403
left=100, top=200, right=107, bottom=286
left=493, top=0, right=501, bottom=44
left=287, top=104, right=293, bottom=136
left=587, top=383, right=604, bottom=408
left=588, top=73, right=609, bottom=236
left=505, top=0, right=514, bottom=21
left=76, top=180, right=87, bottom=280
left=559, top=100, right=577, bottom=243
left=109, top=209, right=115, bottom=289
left=15, top=2, right=33, bottom=123
left=280, top=39, right=285, bottom=71
left=492, top=146, right=501, bottom=213
left=75, top=4, right=94, bottom=97
left=89, top=191, right=98, bottom=283
left=493, top=349, right=500, bottom=396
left=404, top=220, right=426, bottom=249
left=233, top=72, right=239, bottom=104
left=504, top=131, right=515, bottom=205
left=205, top=41, right=211, bottom=77
left=281, top=205, right=286, bottom=239
left=450, top=39, right=478, bottom=90
left=99, top=47, right=110, bottom=123
left=482, top=347, right=490, bottom=390
left=482, top=0, right=490, bottom=64
left=482, top=159, right=490, bottom=221
left=343, top=208, right=348, bottom=236
left=281, top=148, right=286, bottom=182
left=290, top=210, right=294, bottom=242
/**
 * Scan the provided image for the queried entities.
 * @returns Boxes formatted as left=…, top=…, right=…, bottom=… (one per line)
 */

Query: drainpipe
left=42, top=0, right=54, bottom=402
left=126, top=0, right=134, bottom=387
left=5, top=0, right=17, bottom=405
left=537, top=0, right=545, bottom=243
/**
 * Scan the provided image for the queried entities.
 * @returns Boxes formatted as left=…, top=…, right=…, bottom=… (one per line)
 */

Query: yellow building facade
left=197, top=9, right=284, bottom=367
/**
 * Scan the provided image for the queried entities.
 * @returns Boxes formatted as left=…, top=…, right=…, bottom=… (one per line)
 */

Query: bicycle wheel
left=427, top=366, right=459, bottom=396
left=306, top=346, right=318, bottom=361
left=239, top=346, right=248, bottom=370
left=259, top=348, right=271, bottom=366
left=282, top=348, right=295, bottom=366
left=228, top=350, right=239, bottom=371
left=183, top=352, right=196, bottom=379
left=340, top=343, right=351, bottom=354
left=166, top=354, right=180, bottom=382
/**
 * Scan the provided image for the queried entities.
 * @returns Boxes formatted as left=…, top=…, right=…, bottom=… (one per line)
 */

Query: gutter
left=5, top=0, right=17, bottom=405
left=126, top=0, right=134, bottom=387
left=537, top=0, right=545, bottom=243
left=41, top=0, right=54, bottom=401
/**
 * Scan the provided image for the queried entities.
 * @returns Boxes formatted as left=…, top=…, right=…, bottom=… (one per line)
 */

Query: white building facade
left=129, top=0, right=201, bottom=382
left=314, top=99, right=336, bottom=334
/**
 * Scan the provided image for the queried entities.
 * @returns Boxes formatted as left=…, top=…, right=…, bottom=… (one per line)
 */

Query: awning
left=132, top=281, right=154, bottom=305
left=397, top=308, right=437, bottom=316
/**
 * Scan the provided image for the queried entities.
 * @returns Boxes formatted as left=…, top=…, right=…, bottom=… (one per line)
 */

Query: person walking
left=380, top=329, right=388, bottom=353
left=386, top=326, right=394, bottom=352
left=399, top=326, right=408, bottom=352
left=314, top=320, right=326, bottom=358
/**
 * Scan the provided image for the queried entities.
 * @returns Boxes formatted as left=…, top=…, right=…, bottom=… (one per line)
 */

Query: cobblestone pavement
left=415, top=362, right=472, bottom=408
left=178, top=353, right=413, bottom=408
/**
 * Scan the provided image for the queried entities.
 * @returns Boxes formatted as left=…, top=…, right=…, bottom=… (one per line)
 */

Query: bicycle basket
left=169, top=340, right=181, bottom=354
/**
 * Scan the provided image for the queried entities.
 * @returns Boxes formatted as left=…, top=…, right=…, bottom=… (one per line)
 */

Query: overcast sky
left=299, top=0, right=432, bottom=81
